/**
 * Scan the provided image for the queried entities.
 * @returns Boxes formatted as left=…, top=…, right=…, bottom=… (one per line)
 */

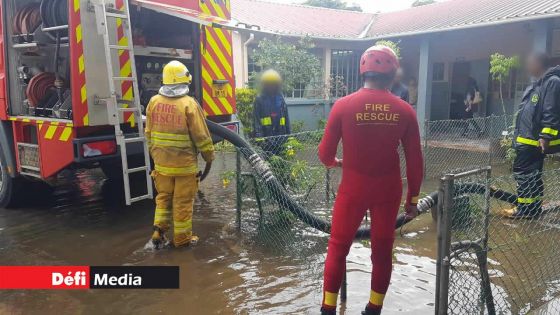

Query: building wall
left=395, top=19, right=560, bottom=120
left=232, top=18, right=560, bottom=125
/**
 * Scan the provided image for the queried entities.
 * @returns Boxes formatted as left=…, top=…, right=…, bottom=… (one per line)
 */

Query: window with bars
left=247, top=47, right=324, bottom=99
left=330, top=50, right=361, bottom=98
left=247, top=46, right=261, bottom=87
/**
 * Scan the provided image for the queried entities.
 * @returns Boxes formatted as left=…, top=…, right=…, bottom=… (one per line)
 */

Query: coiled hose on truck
left=205, top=121, right=519, bottom=239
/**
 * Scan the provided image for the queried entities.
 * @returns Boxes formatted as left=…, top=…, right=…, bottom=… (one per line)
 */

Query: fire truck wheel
left=0, top=155, right=25, bottom=209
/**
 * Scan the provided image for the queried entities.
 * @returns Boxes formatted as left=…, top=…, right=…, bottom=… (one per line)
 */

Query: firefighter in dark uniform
left=502, top=53, right=560, bottom=219
left=253, top=69, right=291, bottom=156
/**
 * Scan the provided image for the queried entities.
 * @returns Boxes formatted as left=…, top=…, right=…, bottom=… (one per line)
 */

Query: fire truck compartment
left=4, top=0, right=71, bottom=121
left=129, top=4, right=202, bottom=108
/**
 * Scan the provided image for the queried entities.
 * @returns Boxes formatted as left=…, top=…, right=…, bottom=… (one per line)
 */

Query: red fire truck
left=0, top=0, right=236, bottom=206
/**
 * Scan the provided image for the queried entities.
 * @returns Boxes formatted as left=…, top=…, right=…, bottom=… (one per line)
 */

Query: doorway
left=449, top=62, right=471, bottom=119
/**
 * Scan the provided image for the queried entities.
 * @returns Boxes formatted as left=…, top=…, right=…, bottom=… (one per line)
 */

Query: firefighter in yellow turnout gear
left=146, top=60, right=215, bottom=248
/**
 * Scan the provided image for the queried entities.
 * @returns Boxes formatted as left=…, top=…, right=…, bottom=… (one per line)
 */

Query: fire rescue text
left=150, top=103, right=185, bottom=128
left=356, top=104, right=400, bottom=123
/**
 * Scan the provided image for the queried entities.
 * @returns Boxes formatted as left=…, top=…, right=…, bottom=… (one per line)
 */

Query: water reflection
left=0, top=152, right=438, bottom=314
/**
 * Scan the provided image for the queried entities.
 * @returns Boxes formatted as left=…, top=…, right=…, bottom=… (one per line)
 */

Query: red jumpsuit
left=319, top=88, right=423, bottom=311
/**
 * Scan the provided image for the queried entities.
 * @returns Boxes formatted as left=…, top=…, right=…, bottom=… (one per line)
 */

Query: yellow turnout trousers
left=153, top=171, right=199, bottom=247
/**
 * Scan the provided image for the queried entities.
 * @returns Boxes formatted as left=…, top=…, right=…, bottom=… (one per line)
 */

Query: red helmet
left=359, top=45, right=399, bottom=76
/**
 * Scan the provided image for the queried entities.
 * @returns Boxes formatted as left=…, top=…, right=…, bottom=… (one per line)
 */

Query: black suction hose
left=206, top=120, right=442, bottom=239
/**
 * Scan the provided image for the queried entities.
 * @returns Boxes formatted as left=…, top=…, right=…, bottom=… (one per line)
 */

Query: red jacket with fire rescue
left=319, top=87, right=424, bottom=313
left=318, top=88, right=423, bottom=206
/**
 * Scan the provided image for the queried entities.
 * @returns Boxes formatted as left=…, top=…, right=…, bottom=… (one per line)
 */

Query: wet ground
left=0, top=151, right=457, bottom=315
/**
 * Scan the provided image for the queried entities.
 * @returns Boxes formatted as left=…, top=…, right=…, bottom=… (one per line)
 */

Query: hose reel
left=26, top=72, right=56, bottom=108
left=13, top=3, right=42, bottom=42
left=40, top=0, right=69, bottom=35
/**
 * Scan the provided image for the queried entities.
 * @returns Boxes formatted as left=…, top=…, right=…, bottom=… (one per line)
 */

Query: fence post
left=424, top=119, right=429, bottom=180
left=480, top=166, right=496, bottom=315
left=487, top=116, right=494, bottom=167
left=325, top=168, right=331, bottom=203
left=436, top=174, right=454, bottom=315
left=236, top=149, right=242, bottom=230
left=341, top=262, right=347, bottom=303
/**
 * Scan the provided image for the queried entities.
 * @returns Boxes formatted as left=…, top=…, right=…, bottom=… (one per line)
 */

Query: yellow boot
left=151, top=226, right=169, bottom=249
left=173, top=235, right=199, bottom=248
left=500, top=207, right=518, bottom=218
left=500, top=207, right=539, bottom=219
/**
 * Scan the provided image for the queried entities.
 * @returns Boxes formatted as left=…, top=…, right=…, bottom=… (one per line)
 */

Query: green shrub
left=236, top=88, right=257, bottom=136
left=291, top=120, right=305, bottom=133
left=251, top=37, right=322, bottom=96
left=375, top=40, right=401, bottom=58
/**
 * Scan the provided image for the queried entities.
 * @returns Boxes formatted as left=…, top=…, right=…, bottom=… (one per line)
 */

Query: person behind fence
left=408, top=77, right=418, bottom=109
left=501, top=52, right=560, bottom=219
left=252, top=69, right=291, bottom=156
left=390, top=68, right=409, bottom=103
left=462, top=77, right=483, bottom=137
left=146, top=60, right=215, bottom=248
left=318, top=45, right=424, bottom=315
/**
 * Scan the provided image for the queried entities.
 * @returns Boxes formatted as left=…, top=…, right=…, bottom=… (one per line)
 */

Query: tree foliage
left=412, top=0, right=435, bottom=7
left=489, top=53, right=520, bottom=115
left=489, top=53, right=520, bottom=83
left=303, top=0, right=362, bottom=11
left=251, top=37, right=322, bottom=96
left=490, top=53, right=520, bottom=159
left=375, top=40, right=401, bottom=58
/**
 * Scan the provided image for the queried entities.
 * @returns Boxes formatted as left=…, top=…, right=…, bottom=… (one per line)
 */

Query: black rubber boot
left=320, top=307, right=336, bottom=315
left=361, top=307, right=381, bottom=315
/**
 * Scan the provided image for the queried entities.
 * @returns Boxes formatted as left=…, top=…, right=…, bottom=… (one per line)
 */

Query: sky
left=268, top=0, right=421, bottom=13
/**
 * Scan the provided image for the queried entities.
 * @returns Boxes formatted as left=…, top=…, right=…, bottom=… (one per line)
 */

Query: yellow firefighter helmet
left=260, top=69, right=282, bottom=84
left=162, top=60, right=192, bottom=85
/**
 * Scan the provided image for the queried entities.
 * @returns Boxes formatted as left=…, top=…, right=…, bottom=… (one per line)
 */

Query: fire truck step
left=118, top=107, right=140, bottom=112
left=126, top=166, right=148, bottom=174
left=113, top=77, right=137, bottom=82
left=123, top=137, right=145, bottom=144
left=130, top=195, right=152, bottom=203
left=109, top=45, right=131, bottom=51
left=105, top=12, right=128, bottom=19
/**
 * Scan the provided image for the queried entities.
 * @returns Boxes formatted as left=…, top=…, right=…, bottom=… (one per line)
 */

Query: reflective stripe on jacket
left=253, top=94, right=291, bottom=138
left=514, top=66, right=560, bottom=154
left=145, top=95, right=215, bottom=176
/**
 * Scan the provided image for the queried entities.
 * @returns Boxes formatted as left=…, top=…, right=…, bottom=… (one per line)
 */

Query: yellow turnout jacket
left=145, top=95, right=215, bottom=176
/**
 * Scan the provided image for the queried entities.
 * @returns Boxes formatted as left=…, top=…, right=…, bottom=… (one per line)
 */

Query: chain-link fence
left=436, top=167, right=560, bottom=314
left=228, top=115, right=527, bottom=313
left=424, top=115, right=514, bottom=179
left=231, top=115, right=516, bottom=247
left=233, top=131, right=339, bottom=249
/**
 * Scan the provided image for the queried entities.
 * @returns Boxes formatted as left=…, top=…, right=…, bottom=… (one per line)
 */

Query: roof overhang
left=233, top=11, right=560, bottom=42
left=368, top=12, right=560, bottom=41
left=131, top=0, right=236, bottom=29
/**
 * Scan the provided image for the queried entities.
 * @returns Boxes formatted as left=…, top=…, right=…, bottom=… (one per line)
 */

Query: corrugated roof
left=368, top=0, right=560, bottom=38
left=231, top=0, right=375, bottom=39
left=231, top=0, right=560, bottom=40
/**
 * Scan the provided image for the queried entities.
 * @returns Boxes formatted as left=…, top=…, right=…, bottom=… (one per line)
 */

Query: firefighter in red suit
left=318, top=46, right=424, bottom=315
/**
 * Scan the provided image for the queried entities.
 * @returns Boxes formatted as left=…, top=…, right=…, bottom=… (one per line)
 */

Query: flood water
left=0, top=151, right=443, bottom=315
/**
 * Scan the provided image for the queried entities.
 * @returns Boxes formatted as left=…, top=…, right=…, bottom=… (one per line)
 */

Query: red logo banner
left=0, top=266, right=90, bottom=289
